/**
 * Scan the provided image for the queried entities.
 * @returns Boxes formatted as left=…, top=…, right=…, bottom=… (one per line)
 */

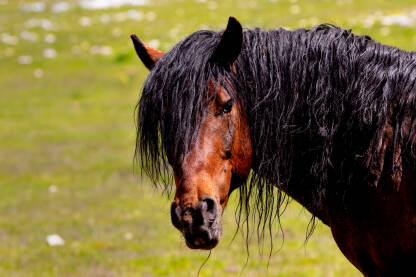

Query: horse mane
left=136, top=24, right=416, bottom=244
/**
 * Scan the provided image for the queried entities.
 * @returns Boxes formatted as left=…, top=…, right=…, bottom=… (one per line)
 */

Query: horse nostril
left=200, top=196, right=217, bottom=221
left=203, top=196, right=216, bottom=213
left=170, top=202, right=182, bottom=229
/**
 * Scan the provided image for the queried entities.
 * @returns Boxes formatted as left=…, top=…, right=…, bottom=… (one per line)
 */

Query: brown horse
left=131, top=17, right=416, bottom=276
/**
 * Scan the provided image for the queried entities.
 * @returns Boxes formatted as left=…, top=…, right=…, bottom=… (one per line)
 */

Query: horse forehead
left=208, top=79, right=231, bottom=104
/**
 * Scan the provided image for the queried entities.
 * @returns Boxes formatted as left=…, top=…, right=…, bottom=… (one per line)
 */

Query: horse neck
left=235, top=27, right=416, bottom=222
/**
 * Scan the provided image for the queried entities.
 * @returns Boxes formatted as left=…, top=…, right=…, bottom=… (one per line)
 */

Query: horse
left=131, top=17, right=416, bottom=276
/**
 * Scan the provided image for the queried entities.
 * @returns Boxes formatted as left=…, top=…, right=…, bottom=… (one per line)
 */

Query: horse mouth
left=183, top=226, right=221, bottom=250
left=185, top=236, right=219, bottom=250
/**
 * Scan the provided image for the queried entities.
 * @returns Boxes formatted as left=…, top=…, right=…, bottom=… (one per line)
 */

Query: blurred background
left=1, top=0, right=415, bottom=276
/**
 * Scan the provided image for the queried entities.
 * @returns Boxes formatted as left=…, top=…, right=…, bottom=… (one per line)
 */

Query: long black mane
left=136, top=24, right=416, bottom=242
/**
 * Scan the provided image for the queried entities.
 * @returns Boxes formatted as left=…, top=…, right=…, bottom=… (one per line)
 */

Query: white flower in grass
left=207, top=2, right=217, bottom=10
left=290, top=5, right=300, bottom=15
left=147, top=39, right=160, bottom=49
left=298, top=19, right=308, bottom=27
left=41, top=19, right=54, bottom=30
left=25, top=19, right=54, bottom=30
left=1, top=33, right=18, bottom=45
left=100, top=14, right=111, bottom=23
left=52, top=2, right=70, bottom=13
left=124, top=232, right=133, bottom=240
left=127, top=10, right=143, bottom=21
left=17, top=55, right=33, bottom=64
left=99, top=46, right=113, bottom=56
left=34, top=68, right=44, bottom=78
left=363, top=16, right=375, bottom=28
left=43, top=48, right=57, bottom=58
left=145, top=11, right=156, bottom=21
left=381, top=14, right=413, bottom=26
left=45, top=33, right=56, bottom=43
left=21, top=2, right=46, bottom=13
left=169, top=28, right=180, bottom=39
left=79, top=0, right=148, bottom=10
left=309, top=17, right=319, bottom=26
left=90, top=45, right=112, bottom=56
left=20, top=31, right=38, bottom=42
left=362, top=11, right=416, bottom=28
left=79, top=16, right=92, bottom=27
left=46, top=234, right=65, bottom=246
left=114, top=12, right=127, bottom=22
left=111, top=28, right=122, bottom=37
left=25, top=19, right=37, bottom=28
left=48, top=185, right=58, bottom=193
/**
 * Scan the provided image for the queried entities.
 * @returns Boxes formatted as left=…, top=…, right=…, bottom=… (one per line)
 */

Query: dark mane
left=136, top=24, right=416, bottom=242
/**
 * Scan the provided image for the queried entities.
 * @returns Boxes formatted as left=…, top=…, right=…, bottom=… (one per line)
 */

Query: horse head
left=132, top=17, right=252, bottom=249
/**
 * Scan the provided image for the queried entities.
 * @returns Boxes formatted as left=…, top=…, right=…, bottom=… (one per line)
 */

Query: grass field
left=1, top=0, right=416, bottom=276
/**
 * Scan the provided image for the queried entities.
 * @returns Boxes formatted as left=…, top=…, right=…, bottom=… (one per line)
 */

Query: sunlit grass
left=1, top=0, right=415, bottom=275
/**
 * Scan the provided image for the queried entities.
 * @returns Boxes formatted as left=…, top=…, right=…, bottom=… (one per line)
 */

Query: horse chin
left=184, top=234, right=220, bottom=250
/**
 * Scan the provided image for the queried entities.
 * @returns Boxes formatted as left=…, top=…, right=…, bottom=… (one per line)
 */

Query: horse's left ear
left=130, top=34, right=164, bottom=70
left=210, top=17, right=243, bottom=66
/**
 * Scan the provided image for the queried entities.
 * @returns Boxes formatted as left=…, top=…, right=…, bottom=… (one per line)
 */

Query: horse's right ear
left=130, top=34, right=164, bottom=70
left=210, top=17, right=243, bottom=66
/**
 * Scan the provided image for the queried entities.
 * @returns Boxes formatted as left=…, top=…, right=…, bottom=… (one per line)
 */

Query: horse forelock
left=135, top=30, right=238, bottom=190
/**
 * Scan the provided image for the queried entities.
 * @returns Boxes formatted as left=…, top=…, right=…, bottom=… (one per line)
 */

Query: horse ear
left=130, top=34, right=164, bottom=70
left=210, top=17, right=243, bottom=66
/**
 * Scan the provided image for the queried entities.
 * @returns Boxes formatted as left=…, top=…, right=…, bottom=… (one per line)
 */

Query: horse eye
left=221, top=100, right=233, bottom=114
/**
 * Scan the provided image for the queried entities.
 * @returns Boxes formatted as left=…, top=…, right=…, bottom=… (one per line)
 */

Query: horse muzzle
left=170, top=195, right=222, bottom=250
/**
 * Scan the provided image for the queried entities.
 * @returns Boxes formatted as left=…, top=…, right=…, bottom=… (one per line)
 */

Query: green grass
left=1, top=0, right=416, bottom=275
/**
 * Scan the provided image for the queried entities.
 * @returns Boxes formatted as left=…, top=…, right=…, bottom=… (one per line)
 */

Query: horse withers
left=131, top=17, right=416, bottom=276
